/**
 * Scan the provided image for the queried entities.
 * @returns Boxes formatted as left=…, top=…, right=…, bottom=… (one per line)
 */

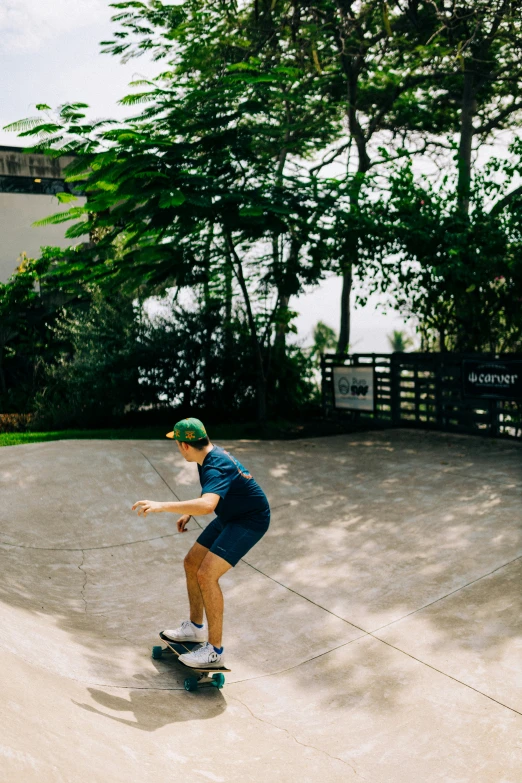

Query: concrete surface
left=0, top=429, right=520, bottom=782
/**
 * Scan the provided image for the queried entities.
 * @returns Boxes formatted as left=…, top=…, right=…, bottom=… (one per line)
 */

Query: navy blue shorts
left=196, top=510, right=270, bottom=567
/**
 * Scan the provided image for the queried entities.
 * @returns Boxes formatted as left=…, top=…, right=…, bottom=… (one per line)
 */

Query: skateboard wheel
left=184, top=676, right=198, bottom=692
left=151, top=646, right=163, bottom=660
left=212, top=673, right=225, bottom=689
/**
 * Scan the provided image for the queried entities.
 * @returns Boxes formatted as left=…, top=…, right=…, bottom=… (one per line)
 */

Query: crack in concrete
left=370, top=634, right=522, bottom=719
left=229, top=693, right=365, bottom=778
left=242, top=551, right=522, bottom=659
left=78, top=550, right=88, bottom=613
left=0, top=530, right=193, bottom=553
left=227, top=630, right=522, bottom=719
left=368, top=551, right=522, bottom=636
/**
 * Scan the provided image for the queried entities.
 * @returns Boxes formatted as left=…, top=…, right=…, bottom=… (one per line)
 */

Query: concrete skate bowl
left=0, top=432, right=521, bottom=783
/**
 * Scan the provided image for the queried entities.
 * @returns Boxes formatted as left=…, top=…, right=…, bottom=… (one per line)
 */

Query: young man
left=132, top=417, right=270, bottom=668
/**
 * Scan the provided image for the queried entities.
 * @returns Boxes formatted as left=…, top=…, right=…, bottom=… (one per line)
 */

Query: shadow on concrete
left=73, top=683, right=226, bottom=731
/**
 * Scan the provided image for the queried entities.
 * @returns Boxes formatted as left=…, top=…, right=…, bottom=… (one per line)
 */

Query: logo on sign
left=338, top=376, right=350, bottom=395
left=337, top=376, right=369, bottom=397
left=467, top=371, right=518, bottom=387
left=462, top=360, right=522, bottom=400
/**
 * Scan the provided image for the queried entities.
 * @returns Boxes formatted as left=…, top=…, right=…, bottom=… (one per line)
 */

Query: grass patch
left=0, top=428, right=163, bottom=447
left=0, top=417, right=361, bottom=447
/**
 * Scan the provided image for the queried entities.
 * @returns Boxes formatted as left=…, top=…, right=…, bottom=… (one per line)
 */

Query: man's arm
left=132, top=493, right=220, bottom=517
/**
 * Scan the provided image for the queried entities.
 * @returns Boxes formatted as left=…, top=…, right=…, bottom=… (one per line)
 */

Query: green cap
left=166, top=417, right=208, bottom=443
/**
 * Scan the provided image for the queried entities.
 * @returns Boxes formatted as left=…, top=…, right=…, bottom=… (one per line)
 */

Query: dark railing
left=321, top=353, right=522, bottom=441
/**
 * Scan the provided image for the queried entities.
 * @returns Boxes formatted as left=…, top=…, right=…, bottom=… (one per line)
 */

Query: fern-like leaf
left=128, top=79, right=154, bottom=87
left=3, top=117, right=42, bottom=133
left=118, top=93, right=154, bottom=106
left=65, top=222, right=91, bottom=239
left=33, top=207, right=87, bottom=227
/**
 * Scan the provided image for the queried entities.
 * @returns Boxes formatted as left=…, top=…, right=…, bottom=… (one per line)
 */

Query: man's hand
left=132, top=500, right=164, bottom=516
left=177, top=514, right=191, bottom=533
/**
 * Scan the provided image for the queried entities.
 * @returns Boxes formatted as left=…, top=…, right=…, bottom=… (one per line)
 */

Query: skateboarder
left=132, top=417, right=270, bottom=669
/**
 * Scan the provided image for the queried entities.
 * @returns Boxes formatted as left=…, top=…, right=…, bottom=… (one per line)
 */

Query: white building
left=0, top=145, right=87, bottom=283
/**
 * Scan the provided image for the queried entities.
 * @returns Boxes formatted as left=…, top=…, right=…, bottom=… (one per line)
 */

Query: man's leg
left=197, top=552, right=232, bottom=649
left=184, top=542, right=210, bottom=625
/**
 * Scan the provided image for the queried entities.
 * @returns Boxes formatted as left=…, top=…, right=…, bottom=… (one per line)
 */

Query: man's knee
left=184, top=548, right=202, bottom=574
left=197, top=561, right=217, bottom=587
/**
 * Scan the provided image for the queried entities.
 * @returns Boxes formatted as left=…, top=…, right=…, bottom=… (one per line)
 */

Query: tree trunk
left=221, top=248, right=234, bottom=408
left=457, top=67, right=475, bottom=218
left=272, top=293, right=290, bottom=409
left=336, top=50, right=370, bottom=355
left=273, top=293, right=289, bottom=357
left=455, top=64, right=476, bottom=350
left=225, top=231, right=267, bottom=422
left=337, top=265, right=352, bottom=354
left=202, top=229, right=214, bottom=411
left=224, top=251, right=233, bottom=329
left=336, top=173, right=365, bottom=354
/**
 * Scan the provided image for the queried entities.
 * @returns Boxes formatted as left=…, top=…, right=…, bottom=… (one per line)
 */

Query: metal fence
left=321, top=353, right=522, bottom=441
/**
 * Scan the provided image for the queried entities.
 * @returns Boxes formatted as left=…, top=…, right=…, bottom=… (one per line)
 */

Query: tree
left=310, top=320, right=338, bottom=364
left=7, top=1, right=340, bottom=422
left=395, top=0, right=522, bottom=349
left=370, top=146, right=522, bottom=352
left=425, top=1, right=522, bottom=217
left=281, top=0, right=446, bottom=353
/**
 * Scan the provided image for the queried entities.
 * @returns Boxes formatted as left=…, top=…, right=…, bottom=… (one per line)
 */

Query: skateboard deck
left=152, top=631, right=230, bottom=692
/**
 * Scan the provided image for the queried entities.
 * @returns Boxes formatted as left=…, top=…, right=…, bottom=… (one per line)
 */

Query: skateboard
left=152, top=631, right=231, bottom=692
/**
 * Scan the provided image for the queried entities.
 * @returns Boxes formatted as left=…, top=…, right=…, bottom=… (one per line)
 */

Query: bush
left=33, top=290, right=141, bottom=430
left=30, top=288, right=319, bottom=430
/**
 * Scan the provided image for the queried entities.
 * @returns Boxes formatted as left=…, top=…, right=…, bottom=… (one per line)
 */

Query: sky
left=0, top=0, right=411, bottom=353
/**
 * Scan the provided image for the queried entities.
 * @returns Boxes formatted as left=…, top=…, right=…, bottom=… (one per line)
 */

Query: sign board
left=333, top=365, right=375, bottom=411
left=462, top=359, right=522, bottom=400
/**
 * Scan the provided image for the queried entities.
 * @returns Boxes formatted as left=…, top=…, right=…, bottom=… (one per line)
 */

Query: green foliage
left=268, top=342, right=320, bottom=416
left=310, top=321, right=337, bottom=365
left=368, top=147, right=522, bottom=351
left=136, top=299, right=256, bottom=418
left=387, top=330, right=413, bottom=353
left=30, top=287, right=318, bottom=429
left=7, top=1, right=347, bottom=420
left=0, top=251, right=86, bottom=413
left=4, top=0, right=522, bottom=434
left=32, top=289, right=142, bottom=430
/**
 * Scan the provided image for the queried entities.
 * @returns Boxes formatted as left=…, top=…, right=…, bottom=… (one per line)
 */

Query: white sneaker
left=178, top=642, right=224, bottom=669
left=162, top=620, right=207, bottom=643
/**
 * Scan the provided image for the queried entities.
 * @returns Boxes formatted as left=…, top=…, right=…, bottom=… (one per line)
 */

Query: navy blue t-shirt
left=197, top=445, right=269, bottom=524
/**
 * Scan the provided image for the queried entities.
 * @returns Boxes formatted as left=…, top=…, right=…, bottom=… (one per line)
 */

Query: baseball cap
left=166, top=417, right=208, bottom=442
